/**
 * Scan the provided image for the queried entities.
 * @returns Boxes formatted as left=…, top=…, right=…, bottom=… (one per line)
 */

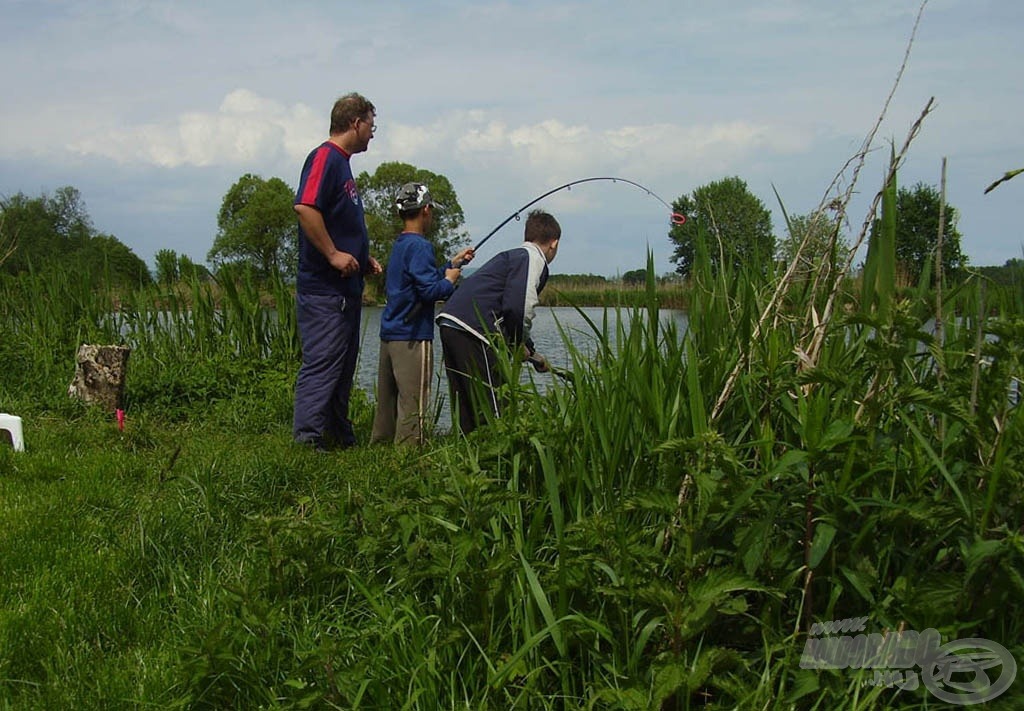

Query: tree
left=777, top=210, right=848, bottom=278
left=79, top=234, right=153, bottom=287
left=48, top=186, right=93, bottom=251
left=155, top=249, right=179, bottom=284
left=0, top=191, right=66, bottom=273
left=356, top=162, right=469, bottom=269
left=0, top=186, right=151, bottom=286
left=209, top=174, right=297, bottom=279
left=178, top=253, right=211, bottom=281
left=974, top=258, right=1024, bottom=287
left=871, top=181, right=966, bottom=284
left=621, top=268, right=647, bottom=285
left=668, top=176, right=774, bottom=278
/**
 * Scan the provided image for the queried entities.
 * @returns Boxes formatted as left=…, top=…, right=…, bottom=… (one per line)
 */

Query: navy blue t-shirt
left=294, top=141, right=369, bottom=297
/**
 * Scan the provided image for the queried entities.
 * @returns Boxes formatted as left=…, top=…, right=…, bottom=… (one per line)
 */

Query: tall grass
left=0, top=269, right=298, bottom=420
left=3, top=231, right=1022, bottom=708
left=398, top=239, right=1022, bottom=707
left=540, top=282, right=690, bottom=310
left=2, top=172, right=1023, bottom=707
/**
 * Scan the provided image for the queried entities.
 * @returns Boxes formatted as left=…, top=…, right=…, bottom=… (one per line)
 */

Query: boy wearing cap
left=371, top=182, right=475, bottom=445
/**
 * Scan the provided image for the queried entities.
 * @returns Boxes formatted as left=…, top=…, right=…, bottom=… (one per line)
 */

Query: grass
left=540, top=282, right=690, bottom=310
left=2, top=241, right=1022, bottom=707
left=0, top=405, right=419, bottom=708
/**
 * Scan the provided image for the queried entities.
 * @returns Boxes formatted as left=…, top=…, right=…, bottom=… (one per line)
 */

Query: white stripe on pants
left=371, top=339, right=433, bottom=445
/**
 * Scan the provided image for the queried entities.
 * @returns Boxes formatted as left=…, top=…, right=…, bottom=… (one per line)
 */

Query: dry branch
left=708, top=0, right=932, bottom=422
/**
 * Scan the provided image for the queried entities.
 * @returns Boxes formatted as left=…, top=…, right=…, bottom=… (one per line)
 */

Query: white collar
left=522, top=241, right=546, bottom=260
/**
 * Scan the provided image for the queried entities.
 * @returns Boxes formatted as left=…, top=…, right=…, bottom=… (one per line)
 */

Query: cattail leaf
left=633, top=615, right=665, bottom=664
left=809, top=522, right=837, bottom=569
left=517, top=551, right=565, bottom=656
left=739, top=520, right=771, bottom=576
left=787, top=670, right=822, bottom=702
left=902, top=416, right=971, bottom=520
left=840, top=565, right=876, bottom=604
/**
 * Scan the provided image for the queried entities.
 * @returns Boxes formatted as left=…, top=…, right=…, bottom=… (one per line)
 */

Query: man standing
left=437, top=209, right=560, bottom=435
left=292, top=92, right=382, bottom=451
left=371, top=182, right=474, bottom=445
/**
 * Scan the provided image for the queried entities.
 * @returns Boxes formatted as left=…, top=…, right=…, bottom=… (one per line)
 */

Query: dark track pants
left=439, top=325, right=504, bottom=435
left=293, top=292, right=361, bottom=448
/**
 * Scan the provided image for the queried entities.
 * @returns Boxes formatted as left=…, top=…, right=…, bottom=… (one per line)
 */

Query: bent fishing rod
left=470, top=175, right=685, bottom=253
left=402, top=176, right=686, bottom=326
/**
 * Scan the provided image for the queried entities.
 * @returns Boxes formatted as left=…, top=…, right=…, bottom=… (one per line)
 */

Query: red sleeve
left=297, top=146, right=330, bottom=207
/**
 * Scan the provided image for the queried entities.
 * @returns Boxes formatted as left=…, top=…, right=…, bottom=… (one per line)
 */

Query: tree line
left=204, top=167, right=973, bottom=286
left=669, top=175, right=968, bottom=286
left=0, top=166, right=990, bottom=289
left=0, top=186, right=151, bottom=287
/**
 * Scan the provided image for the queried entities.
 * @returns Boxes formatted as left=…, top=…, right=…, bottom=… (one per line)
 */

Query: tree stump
left=67, top=345, right=131, bottom=411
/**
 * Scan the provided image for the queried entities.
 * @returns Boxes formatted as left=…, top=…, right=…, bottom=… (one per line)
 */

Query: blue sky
left=1, top=0, right=1022, bottom=277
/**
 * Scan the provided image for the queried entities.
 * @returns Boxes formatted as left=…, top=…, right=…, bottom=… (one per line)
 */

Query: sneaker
left=295, top=437, right=331, bottom=453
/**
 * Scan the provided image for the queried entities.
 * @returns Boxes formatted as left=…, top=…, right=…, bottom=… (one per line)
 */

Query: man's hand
left=328, top=251, right=360, bottom=276
left=296, top=205, right=362, bottom=276
left=366, top=256, right=383, bottom=275
left=453, top=247, right=475, bottom=268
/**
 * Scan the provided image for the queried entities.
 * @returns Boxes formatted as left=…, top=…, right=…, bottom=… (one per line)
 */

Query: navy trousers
left=293, top=292, right=362, bottom=448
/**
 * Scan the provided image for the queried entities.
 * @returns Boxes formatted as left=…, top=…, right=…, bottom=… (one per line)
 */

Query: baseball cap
left=395, top=182, right=436, bottom=212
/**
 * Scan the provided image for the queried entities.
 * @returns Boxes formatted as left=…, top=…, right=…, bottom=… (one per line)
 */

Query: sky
left=1, top=0, right=1022, bottom=278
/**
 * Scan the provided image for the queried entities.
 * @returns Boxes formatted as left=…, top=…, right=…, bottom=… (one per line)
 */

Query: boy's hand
left=453, top=248, right=475, bottom=268
left=526, top=352, right=550, bottom=373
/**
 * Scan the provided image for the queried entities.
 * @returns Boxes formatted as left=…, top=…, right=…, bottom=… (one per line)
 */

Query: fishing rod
left=402, top=176, right=685, bottom=326
left=471, top=175, right=685, bottom=252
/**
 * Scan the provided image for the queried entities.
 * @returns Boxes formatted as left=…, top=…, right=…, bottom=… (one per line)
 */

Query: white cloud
left=67, top=89, right=321, bottom=170
left=59, top=91, right=813, bottom=207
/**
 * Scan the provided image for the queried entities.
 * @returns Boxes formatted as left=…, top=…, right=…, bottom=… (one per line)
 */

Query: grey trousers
left=371, top=340, right=433, bottom=445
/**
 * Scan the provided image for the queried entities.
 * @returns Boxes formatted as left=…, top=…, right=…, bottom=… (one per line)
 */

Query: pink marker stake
left=116, top=409, right=125, bottom=432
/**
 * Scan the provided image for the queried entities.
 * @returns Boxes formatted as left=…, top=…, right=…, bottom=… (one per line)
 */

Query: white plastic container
left=0, top=413, right=25, bottom=452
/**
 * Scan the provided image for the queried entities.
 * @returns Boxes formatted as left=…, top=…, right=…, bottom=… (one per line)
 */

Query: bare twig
left=705, top=200, right=727, bottom=279
left=0, top=214, right=17, bottom=267
left=807, top=97, right=935, bottom=378
left=935, top=157, right=947, bottom=423
left=709, top=0, right=932, bottom=422
left=984, top=168, right=1024, bottom=195
left=935, top=157, right=947, bottom=337
left=970, top=281, right=986, bottom=416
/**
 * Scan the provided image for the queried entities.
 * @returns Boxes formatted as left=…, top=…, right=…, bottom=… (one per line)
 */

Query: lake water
left=353, top=305, right=688, bottom=430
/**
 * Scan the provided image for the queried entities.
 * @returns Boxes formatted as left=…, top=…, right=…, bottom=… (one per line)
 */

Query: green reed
left=373, top=230, right=1022, bottom=708
left=0, top=268, right=299, bottom=416
left=1, top=206, right=1022, bottom=708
